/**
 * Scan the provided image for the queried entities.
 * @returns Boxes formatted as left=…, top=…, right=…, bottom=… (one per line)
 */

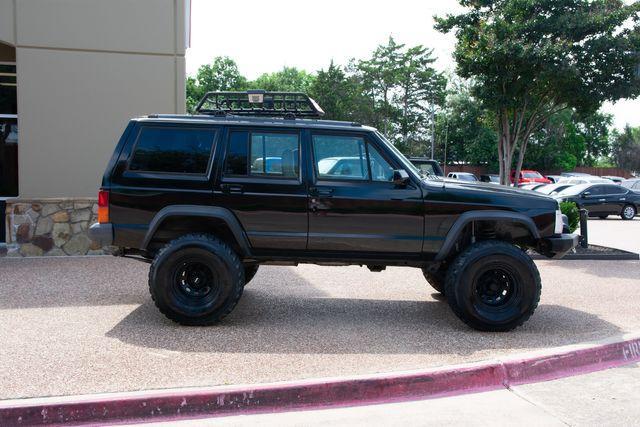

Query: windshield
left=524, top=172, right=543, bottom=178
left=374, top=131, right=439, bottom=180
left=556, top=184, right=590, bottom=196
left=458, top=174, right=478, bottom=182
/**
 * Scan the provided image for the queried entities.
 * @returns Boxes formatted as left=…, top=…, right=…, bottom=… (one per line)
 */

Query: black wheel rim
left=475, top=268, right=515, bottom=307
left=172, top=259, right=219, bottom=303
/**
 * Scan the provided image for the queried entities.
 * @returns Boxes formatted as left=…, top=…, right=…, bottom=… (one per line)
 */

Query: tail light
left=97, top=189, right=109, bottom=224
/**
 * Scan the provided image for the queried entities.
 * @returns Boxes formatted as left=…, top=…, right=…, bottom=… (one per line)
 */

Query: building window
left=0, top=60, right=18, bottom=199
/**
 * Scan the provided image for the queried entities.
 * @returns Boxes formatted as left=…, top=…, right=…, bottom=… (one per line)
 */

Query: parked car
left=447, top=172, right=479, bottom=182
left=546, top=175, right=563, bottom=183
left=621, top=178, right=640, bottom=191
left=561, top=172, right=593, bottom=178
left=480, top=174, right=500, bottom=183
left=519, top=183, right=547, bottom=191
left=535, top=183, right=575, bottom=195
left=511, top=170, right=552, bottom=185
left=601, top=175, right=624, bottom=184
left=562, top=176, right=612, bottom=185
left=408, top=157, right=444, bottom=177
left=89, top=90, right=578, bottom=332
left=554, top=183, right=639, bottom=220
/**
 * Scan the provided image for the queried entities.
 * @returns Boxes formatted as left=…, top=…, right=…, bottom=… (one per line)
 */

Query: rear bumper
left=537, top=233, right=579, bottom=259
left=88, top=223, right=113, bottom=247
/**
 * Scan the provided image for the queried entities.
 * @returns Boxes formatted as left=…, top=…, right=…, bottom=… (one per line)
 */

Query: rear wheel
left=422, top=267, right=446, bottom=294
left=621, top=205, right=636, bottom=220
left=445, top=241, right=541, bottom=332
left=149, top=234, right=244, bottom=326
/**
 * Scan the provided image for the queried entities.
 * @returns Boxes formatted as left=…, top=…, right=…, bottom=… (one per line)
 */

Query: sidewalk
left=148, top=362, right=640, bottom=426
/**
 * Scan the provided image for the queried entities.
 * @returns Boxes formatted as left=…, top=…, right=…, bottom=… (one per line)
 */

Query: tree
left=612, top=126, right=640, bottom=172
left=436, top=0, right=640, bottom=185
left=249, top=67, right=315, bottom=92
left=186, top=56, right=247, bottom=112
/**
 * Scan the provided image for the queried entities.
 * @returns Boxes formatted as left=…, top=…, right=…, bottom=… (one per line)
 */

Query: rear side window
left=224, top=131, right=300, bottom=178
left=129, top=126, right=216, bottom=174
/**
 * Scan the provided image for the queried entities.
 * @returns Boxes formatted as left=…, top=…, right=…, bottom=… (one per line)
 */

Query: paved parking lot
left=0, top=219, right=638, bottom=400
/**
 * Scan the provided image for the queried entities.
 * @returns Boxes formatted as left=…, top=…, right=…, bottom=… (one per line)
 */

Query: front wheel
left=445, top=241, right=541, bottom=332
left=621, top=205, right=636, bottom=220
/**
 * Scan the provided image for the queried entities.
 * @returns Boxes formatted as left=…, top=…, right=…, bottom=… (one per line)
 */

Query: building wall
left=13, top=0, right=187, bottom=198
left=1, top=0, right=188, bottom=256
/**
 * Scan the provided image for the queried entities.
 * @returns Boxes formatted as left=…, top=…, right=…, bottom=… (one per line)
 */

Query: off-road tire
left=621, top=204, right=636, bottom=220
left=445, top=241, right=541, bottom=332
left=422, top=268, right=446, bottom=294
left=148, top=234, right=244, bottom=326
left=244, top=264, right=260, bottom=285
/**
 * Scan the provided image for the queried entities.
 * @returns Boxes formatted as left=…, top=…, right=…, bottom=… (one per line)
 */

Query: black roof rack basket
left=194, top=90, right=325, bottom=119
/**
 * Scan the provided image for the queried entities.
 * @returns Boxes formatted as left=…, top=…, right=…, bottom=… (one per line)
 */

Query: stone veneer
left=1, top=198, right=110, bottom=257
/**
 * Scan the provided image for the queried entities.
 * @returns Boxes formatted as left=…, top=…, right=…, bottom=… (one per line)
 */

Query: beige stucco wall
left=0, top=1, right=15, bottom=45
left=1, top=0, right=187, bottom=198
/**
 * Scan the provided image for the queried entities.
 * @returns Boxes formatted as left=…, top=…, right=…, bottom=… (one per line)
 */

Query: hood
left=424, top=178, right=558, bottom=211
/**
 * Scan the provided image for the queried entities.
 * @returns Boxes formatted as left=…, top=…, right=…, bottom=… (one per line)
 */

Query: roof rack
left=194, top=90, right=325, bottom=119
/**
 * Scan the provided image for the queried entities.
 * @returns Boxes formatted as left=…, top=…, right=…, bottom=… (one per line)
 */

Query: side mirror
left=393, top=169, right=410, bottom=187
left=582, top=191, right=591, bottom=198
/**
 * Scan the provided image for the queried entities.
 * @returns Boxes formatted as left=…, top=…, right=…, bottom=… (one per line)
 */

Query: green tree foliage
left=435, top=81, right=497, bottom=167
left=436, top=0, right=640, bottom=184
left=186, top=56, right=247, bottom=112
left=612, top=126, right=640, bottom=172
left=249, top=67, right=315, bottom=92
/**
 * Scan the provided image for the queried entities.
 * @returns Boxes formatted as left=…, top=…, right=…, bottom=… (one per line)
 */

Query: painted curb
left=1, top=334, right=640, bottom=426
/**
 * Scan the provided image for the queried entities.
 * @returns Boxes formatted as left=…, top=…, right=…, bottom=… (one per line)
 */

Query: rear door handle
left=221, top=184, right=243, bottom=194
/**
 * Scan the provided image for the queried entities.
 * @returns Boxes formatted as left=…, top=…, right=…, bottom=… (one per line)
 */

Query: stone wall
left=1, top=198, right=108, bottom=257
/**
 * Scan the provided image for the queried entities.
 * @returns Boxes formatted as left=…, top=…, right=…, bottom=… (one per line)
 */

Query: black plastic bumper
left=537, top=233, right=579, bottom=259
left=88, top=223, right=113, bottom=247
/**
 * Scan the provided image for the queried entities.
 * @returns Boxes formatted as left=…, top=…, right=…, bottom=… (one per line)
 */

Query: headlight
left=554, top=209, right=564, bottom=235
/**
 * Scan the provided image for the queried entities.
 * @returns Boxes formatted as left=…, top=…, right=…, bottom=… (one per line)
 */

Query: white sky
left=186, top=0, right=639, bottom=130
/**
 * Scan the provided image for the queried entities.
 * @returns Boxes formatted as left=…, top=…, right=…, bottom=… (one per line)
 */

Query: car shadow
left=106, top=286, right=622, bottom=356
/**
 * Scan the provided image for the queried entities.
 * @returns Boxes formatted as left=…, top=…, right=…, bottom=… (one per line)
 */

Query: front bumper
left=88, top=222, right=113, bottom=247
left=537, top=233, right=579, bottom=259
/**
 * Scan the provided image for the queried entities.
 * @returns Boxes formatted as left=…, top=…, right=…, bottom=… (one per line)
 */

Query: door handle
left=310, top=187, right=334, bottom=197
left=598, top=198, right=606, bottom=202
left=221, top=184, right=243, bottom=194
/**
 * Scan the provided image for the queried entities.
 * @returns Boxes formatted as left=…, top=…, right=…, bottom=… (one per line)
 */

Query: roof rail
left=194, top=90, right=325, bottom=119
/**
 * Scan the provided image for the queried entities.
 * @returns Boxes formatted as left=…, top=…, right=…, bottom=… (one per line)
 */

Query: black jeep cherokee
left=89, top=91, right=578, bottom=331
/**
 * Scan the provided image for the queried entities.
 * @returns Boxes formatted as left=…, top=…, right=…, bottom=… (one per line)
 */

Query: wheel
left=621, top=204, right=636, bottom=220
left=244, top=264, right=260, bottom=285
left=598, top=215, right=608, bottom=220
left=148, top=234, right=244, bottom=326
left=422, top=267, right=445, bottom=294
left=445, top=241, right=541, bottom=332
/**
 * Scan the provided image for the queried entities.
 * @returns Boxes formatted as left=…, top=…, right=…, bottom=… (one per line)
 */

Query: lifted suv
left=89, top=91, right=578, bottom=331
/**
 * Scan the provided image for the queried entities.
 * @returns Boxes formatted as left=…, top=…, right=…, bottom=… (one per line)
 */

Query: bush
left=560, top=201, right=580, bottom=233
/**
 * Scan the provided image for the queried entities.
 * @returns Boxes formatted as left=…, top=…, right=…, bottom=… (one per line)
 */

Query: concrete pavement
left=149, top=363, right=640, bottom=426
left=1, top=250, right=639, bottom=400
left=588, top=216, right=639, bottom=253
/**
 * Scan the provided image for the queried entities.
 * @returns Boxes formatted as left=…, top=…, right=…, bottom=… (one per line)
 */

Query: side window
left=129, top=126, right=216, bottom=174
left=224, top=131, right=299, bottom=179
left=587, top=186, right=604, bottom=195
left=313, top=135, right=369, bottom=180
left=368, top=144, right=395, bottom=182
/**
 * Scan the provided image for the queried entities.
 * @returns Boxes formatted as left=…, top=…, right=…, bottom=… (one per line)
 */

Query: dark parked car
left=622, top=178, right=640, bottom=191
left=447, top=172, right=479, bottom=182
left=480, top=174, right=500, bottom=183
left=408, top=157, right=444, bottom=177
left=89, top=91, right=577, bottom=332
left=554, top=183, right=639, bottom=220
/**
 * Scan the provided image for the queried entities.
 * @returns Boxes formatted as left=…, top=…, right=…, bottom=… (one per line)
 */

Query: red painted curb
left=1, top=335, right=639, bottom=426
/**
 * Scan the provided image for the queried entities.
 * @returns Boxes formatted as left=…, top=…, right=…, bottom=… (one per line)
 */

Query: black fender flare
left=141, top=205, right=251, bottom=256
left=435, top=210, right=541, bottom=261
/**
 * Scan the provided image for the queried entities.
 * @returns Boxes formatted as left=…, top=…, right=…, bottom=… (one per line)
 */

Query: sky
left=185, top=0, right=639, bottom=130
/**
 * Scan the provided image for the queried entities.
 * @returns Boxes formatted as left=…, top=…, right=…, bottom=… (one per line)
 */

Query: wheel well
left=441, top=219, right=536, bottom=263
left=147, top=216, right=245, bottom=256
